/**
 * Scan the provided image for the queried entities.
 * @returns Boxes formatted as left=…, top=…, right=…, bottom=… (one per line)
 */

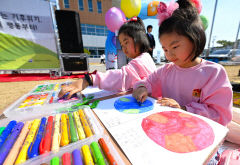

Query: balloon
left=121, top=0, right=141, bottom=18
left=147, top=1, right=159, bottom=16
left=200, top=15, right=208, bottom=30
left=105, top=7, right=126, bottom=32
left=112, top=36, right=116, bottom=46
left=138, top=1, right=149, bottom=19
left=138, top=0, right=160, bottom=20
left=190, top=0, right=202, bottom=14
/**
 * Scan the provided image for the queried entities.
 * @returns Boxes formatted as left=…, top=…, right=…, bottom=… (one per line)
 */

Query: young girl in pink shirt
left=133, top=0, right=232, bottom=126
left=59, top=17, right=156, bottom=98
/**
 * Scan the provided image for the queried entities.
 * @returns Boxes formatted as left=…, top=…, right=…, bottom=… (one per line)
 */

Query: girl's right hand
left=58, top=78, right=89, bottom=99
left=132, top=86, right=148, bottom=103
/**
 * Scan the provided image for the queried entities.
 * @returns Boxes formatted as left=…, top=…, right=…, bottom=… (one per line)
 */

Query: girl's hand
left=58, top=78, right=89, bottom=99
left=157, top=97, right=181, bottom=109
left=132, top=86, right=148, bottom=103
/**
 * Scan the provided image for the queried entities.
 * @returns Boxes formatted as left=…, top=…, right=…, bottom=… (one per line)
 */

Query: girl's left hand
left=157, top=97, right=181, bottom=109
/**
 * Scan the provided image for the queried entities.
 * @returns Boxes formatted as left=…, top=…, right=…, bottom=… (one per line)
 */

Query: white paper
left=81, top=87, right=118, bottom=99
left=93, top=94, right=229, bottom=165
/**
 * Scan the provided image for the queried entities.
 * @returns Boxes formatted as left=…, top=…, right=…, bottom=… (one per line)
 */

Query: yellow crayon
left=60, top=114, right=69, bottom=147
left=52, top=114, right=61, bottom=152
left=15, top=119, right=40, bottom=164
left=78, top=109, right=93, bottom=137
left=82, top=145, right=94, bottom=165
left=73, top=111, right=86, bottom=140
left=54, top=84, right=59, bottom=91
left=3, top=121, right=31, bottom=165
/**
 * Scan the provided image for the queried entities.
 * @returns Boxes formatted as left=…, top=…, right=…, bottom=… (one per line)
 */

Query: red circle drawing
left=141, top=111, right=214, bottom=153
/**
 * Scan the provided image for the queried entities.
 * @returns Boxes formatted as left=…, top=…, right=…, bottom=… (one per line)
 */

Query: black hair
left=147, top=25, right=153, bottom=30
left=118, top=17, right=150, bottom=54
left=159, top=0, right=206, bottom=61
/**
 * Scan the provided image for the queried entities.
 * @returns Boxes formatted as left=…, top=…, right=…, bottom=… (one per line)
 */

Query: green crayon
left=0, top=127, right=5, bottom=136
left=50, top=156, right=59, bottom=165
left=90, top=141, right=106, bottom=165
left=68, top=113, right=78, bottom=142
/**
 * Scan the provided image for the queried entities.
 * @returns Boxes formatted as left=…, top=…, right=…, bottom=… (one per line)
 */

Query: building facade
left=58, top=0, right=113, bottom=57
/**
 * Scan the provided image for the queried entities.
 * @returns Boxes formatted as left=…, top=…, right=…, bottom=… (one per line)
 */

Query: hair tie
left=157, top=0, right=179, bottom=25
left=123, top=16, right=138, bottom=23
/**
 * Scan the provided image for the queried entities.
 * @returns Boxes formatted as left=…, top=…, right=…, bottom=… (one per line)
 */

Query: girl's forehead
left=119, top=33, right=130, bottom=42
left=160, top=32, right=183, bottom=44
left=160, top=32, right=180, bottom=39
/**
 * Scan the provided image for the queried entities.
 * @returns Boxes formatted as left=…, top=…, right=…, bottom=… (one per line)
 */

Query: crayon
left=90, top=100, right=100, bottom=109
left=78, top=109, right=93, bottom=137
left=0, top=122, right=24, bottom=164
left=40, top=116, right=53, bottom=154
left=82, top=145, right=94, bottom=165
left=62, top=152, right=71, bottom=165
left=15, top=119, right=40, bottom=164
left=72, top=149, right=83, bottom=165
left=68, top=113, right=78, bottom=142
left=98, top=138, right=117, bottom=165
left=0, top=120, right=17, bottom=148
left=60, top=114, right=69, bottom=146
left=54, top=84, right=59, bottom=91
left=52, top=114, right=61, bottom=152
left=59, top=92, right=70, bottom=100
left=0, top=127, right=5, bottom=136
left=90, top=142, right=106, bottom=165
left=3, top=121, right=31, bottom=165
left=49, top=92, right=55, bottom=104
left=73, top=111, right=86, bottom=140
left=50, top=156, right=60, bottom=165
left=28, top=117, right=46, bottom=158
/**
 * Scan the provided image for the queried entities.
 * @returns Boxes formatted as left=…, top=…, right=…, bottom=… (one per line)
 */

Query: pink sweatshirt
left=135, top=59, right=233, bottom=126
left=92, top=52, right=156, bottom=92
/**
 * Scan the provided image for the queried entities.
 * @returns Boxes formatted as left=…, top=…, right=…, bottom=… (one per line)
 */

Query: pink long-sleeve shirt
left=135, top=59, right=233, bottom=126
left=92, top=52, right=156, bottom=92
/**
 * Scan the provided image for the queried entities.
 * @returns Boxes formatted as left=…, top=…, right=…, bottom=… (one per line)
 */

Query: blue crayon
left=0, top=120, right=17, bottom=148
left=59, top=92, right=70, bottom=100
left=0, top=122, right=24, bottom=164
left=27, top=117, right=47, bottom=158
left=72, top=149, right=83, bottom=165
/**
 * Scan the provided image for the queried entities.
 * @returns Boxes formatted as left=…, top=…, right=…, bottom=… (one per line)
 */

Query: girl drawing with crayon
left=59, top=17, right=156, bottom=98
left=133, top=0, right=233, bottom=126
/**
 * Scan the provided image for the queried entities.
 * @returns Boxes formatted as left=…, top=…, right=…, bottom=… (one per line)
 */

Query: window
left=97, top=0, right=102, bottom=13
left=85, top=47, right=105, bottom=57
left=89, top=48, right=97, bottom=56
left=64, top=0, right=70, bottom=8
left=78, top=0, right=84, bottom=10
left=81, top=24, right=108, bottom=36
left=98, top=49, right=105, bottom=55
left=81, top=26, right=86, bottom=33
left=88, top=0, right=93, bottom=12
left=87, top=27, right=95, bottom=33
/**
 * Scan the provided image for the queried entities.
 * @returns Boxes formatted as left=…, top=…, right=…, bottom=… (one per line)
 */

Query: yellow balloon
left=121, top=0, right=141, bottom=18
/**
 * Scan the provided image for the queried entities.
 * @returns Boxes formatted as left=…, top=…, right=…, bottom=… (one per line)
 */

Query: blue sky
left=143, top=0, right=240, bottom=53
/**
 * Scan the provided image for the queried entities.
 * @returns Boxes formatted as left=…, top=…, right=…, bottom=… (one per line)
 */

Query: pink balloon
left=105, top=7, right=126, bottom=32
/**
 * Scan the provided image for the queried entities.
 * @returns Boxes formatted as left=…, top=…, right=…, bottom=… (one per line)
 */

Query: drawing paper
left=81, top=87, right=118, bottom=99
left=93, top=94, right=228, bottom=165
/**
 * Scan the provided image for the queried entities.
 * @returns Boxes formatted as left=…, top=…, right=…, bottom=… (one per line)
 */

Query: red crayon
left=62, top=152, right=71, bottom=165
left=98, top=138, right=117, bottom=165
left=39, top=116, right=53, bottom=154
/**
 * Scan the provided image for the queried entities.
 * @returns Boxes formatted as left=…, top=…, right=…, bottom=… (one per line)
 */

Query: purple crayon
left=72, top=149, right=83, bottom=165
left=0, top=122, right=24, bottom=164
